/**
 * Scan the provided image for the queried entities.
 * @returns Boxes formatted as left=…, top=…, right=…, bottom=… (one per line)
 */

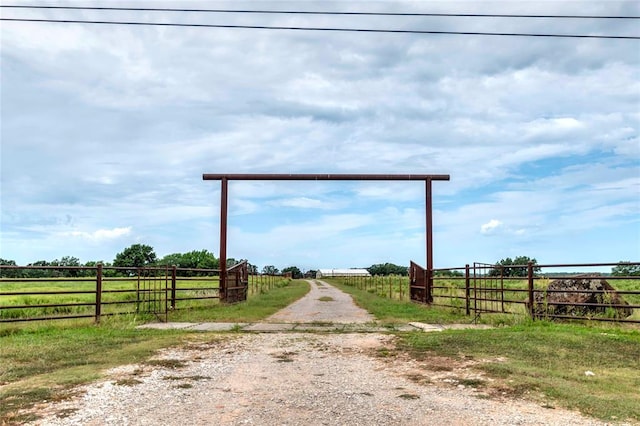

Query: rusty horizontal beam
left=202, top=173, right=450, bottom=181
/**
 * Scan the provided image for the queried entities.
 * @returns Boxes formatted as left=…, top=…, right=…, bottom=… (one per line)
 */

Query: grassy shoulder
left=0, top=320, right=189, bottom=424
left=397, top=323, right=640, bottom=423
left=0, top=280, right=310, bottom=424
left=329, top=278, right=639, bottom=422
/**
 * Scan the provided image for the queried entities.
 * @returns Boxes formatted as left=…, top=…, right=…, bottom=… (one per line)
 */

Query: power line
left=1, top=5, right=638, bottom=19
left=1, top=17, right=638, bottom=39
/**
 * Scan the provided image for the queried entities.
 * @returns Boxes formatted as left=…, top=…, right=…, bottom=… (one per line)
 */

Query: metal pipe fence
left=0, top=265, right=288, bottom=324
left=337, top=262, right=640, bottom=324
left=342, top=274, right=408, bottom=300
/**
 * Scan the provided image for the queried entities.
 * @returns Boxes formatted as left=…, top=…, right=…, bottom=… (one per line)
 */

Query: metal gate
left=224, top=261, right=249, bottom=303
left=137, top=266, right=169, bottom=321
left=409, top=261, right=432, bottom=304
left=472, top=262, right=505, bottom=314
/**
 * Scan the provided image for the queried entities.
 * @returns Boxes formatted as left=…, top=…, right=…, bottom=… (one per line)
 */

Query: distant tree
left=159, top=253, right=184, bottom=267
left=159, top=250, right=218, bottom=276
left=56, top=256, right=81, bottom=277
left=282, top=266, right=302, bottom=279
left=489, top=256, right=540, bottom=277
left=247, top=262, right=258, bottom=274
left=101, top=262, right=118, bottom=278
left=611, top=261, right=640, bottom=277
left=184, top=250, right=218, bottom=270
left=367, top=263, right=408, bottom=276
left=113, top=244, right=157, bottom=273
left=226, top=257, right=241, bottom=267
left=58, top=256, right=80, bottom=267
left=26, top=260, right=50, bottom=278
left=0, top=259, right=20, bottom=278
left=262, top=265, right=279, bottom=275
left=81, top=260, right=99, bottom=277
left=305, top=269, right=318, bottom=279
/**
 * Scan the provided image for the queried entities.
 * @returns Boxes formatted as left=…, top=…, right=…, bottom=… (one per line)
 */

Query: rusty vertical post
left=219, top=177, right=228, bottom=302
left=500, top=270, right=505, bottom=313
left=527, top=261, right=535, bottom=319
left=426, top=177, right=433, bottom=303
left=171, top=265, right=177, bottom=310
left=95, top=263, right=102, bottom=323
left=136, top=267, right=140, bottom=313
left=138, top=267, right=144, bottom=309
left=465, top=264, right=470, bottom=316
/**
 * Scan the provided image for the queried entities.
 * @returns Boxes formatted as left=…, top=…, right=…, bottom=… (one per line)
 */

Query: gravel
left=28, top=333, right=614, bottom=426
left=24, top=280, right=627, bottom=425
left=262, top=279, right=375, bottom=324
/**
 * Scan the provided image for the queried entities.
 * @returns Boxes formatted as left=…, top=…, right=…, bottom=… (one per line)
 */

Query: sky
left=1, top=1, right=639, bottom=273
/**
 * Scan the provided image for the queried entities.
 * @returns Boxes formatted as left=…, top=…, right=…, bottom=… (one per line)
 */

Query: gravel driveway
left=27, top=280, right=614, bottom=426
left=264, top=279, right=375, bottom=324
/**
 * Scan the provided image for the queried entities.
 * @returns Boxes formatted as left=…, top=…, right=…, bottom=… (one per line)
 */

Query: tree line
left=0, top=244, right=286, bottom=278
left=2, top=247, right=636, bottom=278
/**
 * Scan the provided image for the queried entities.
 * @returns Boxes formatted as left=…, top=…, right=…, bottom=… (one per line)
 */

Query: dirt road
left=28, top=280, right=612, bottom=426
left=264, top=279, right=375, bottom=323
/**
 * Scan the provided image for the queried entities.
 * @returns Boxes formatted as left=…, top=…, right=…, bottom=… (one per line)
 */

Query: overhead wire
left=1, top=17, right=637, bottom=39
left=1, top=5, right=637, bottom=39
left=1, top=5, right=638, bottom=19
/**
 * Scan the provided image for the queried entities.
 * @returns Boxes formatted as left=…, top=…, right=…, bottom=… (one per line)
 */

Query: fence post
left=426, top=268, right=433, bottom=304
left=95, top=263, right=103, bottom=323
left=171, top=265, right=177, bottom=310
left=465, top=264, right=470, bottom=316
left=527, top=261, right=535, bottom=319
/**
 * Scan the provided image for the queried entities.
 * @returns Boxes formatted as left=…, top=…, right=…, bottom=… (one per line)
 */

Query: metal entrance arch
left=203, top=174, right=450, bottom=302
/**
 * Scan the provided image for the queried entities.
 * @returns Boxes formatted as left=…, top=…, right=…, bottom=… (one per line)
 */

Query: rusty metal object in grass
left=533, top=275, right=633, bottom=319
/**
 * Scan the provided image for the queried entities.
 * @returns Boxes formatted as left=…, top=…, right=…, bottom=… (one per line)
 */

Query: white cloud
left=270, top=197, right=333, bottom=209
left=354, top=183, right=423, bottom=201
left=480, top=219, right=503, bottom=235
left=63, top=227, right=131, bottom=241
left=1, top=0, right=638, bottom=267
